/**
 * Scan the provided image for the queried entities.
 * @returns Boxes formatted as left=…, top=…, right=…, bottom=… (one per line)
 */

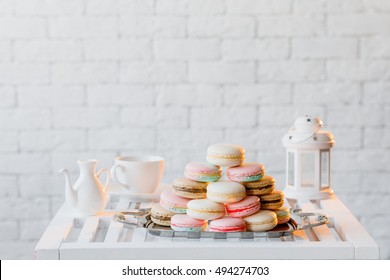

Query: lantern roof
left=282, top=115, right=334, bottom=150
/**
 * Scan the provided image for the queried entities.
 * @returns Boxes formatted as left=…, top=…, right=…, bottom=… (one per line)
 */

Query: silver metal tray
left=113, top=208, right=329, bottom=239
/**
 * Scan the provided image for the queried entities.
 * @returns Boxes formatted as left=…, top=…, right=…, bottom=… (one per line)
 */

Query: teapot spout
left=59, top=168, right=77, bottom=208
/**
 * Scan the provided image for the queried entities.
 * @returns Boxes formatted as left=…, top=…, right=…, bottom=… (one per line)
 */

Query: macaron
left=243, top=175, right=275, bottom=196
left=207, top=180, right=246, bottom=203
left=273, top=206, right=291, bottom=224
left=170, top=214, right=207, bottom=232
left=184, top=162, right=222, bottom=182
left=260, top=190, right=284, bottom=210
left=209, top=217, right=246, bottom=232
left=187, top=198, right=225, bottom=220
left=227, top=163, right=265, bottom=182
left=172, top=178, right=208, bottom=199
left=160, top=189, right=192, bottom=214
left=206, top=143, right=245, bottom=167
left=226, top=196, right=260, bottom=218
left=243, top=210, right=278, bottom=232
left=150, top=203, right=175, bottom=227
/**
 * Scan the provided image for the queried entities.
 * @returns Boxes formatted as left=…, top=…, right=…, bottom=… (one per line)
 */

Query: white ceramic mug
left=110, top=156, right=164, bottom=193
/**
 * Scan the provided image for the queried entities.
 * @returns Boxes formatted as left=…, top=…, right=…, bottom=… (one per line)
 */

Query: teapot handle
left=97, top=168, right=110, bottom=192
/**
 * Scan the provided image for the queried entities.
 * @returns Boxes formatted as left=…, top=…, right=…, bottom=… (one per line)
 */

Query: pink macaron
left=171, top=214, right=207, bottom=232
left=160, top=189, right=192, bottom=214
left=184, top=162, right=222, bottom=182
left=209, top=217, right=246, bottom=232
left=227, top=163, right=265, bottom=182
left=226, top=196, right=260, bottom=218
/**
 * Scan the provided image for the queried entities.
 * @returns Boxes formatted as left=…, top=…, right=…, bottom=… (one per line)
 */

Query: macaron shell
left=227, top=163, right=265, bottom=183
left=160, top=189, right=192, bottom=213
left=209, top=217, right=246, bottom=232
left=171, top=214, right=207, bottom=232
left=151, top=203, right=175, bottom=226
left=207, top=180, right=246, bottom=203
left=187, top=199, right=226, bottom=220
left=243, top=175, right=275, bottom=195
left=206, top=143, right=245, bottom=167
left=273, top=206, right=291, bottom=224
left=260, top=190, right=284, bottom=202
left=243, top=210, right=278, bottom=232
left=172, top=178, right=208, bottom=199
left=184, top=162, right=222, bottom=182
left=206, top=157, right=244, bottom=168
left=226, top=196, right=260, bottom=218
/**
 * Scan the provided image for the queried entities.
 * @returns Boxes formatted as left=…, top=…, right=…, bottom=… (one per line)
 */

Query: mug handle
left=110, top=164, right=128, bottom=188
left=96, top=168, right=110, bottom=192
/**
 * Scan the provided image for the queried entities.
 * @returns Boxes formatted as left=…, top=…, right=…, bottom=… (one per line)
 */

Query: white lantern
left=281, top=116, right=335, bottom=200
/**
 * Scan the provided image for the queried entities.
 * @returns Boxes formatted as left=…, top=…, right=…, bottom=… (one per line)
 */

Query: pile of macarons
left=151, top=143, right=291, bottom=232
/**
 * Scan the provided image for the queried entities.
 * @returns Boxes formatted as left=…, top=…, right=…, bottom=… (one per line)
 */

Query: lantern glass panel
left=321, top=150, right=329, bottom=187
left=288, top=151, right=294, bottom=186
left=301, top=152, right=315, bottom=188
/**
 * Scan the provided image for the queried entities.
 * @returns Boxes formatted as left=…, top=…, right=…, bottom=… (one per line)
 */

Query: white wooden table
left=35, top=191, right=379, bottom=260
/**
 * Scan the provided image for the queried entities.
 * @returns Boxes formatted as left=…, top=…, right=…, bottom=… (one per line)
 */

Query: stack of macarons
left=153, top=143, right=290, bottom=232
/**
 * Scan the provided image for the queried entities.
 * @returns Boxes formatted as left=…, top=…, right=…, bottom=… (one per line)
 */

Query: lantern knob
left=293, top=115, right=323, bottom=133
left=282, top=115, right=334, bottom=150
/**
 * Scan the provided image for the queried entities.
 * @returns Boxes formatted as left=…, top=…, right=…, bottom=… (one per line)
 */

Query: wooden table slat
left=77, top=217, right=100, bottom=243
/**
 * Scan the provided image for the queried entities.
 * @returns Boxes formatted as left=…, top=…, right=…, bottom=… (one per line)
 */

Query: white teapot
left=60, top=159, right=109, bottom=216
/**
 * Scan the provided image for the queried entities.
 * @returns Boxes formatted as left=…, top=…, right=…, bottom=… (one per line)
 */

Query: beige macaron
left=243, top=210, right=278, bottom=232
left=207, top=180, right=246, bottom=203
left=150, top=203, right=175, bottom=227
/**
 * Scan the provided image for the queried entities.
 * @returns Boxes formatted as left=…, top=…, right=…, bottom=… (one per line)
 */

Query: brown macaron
left=259, top=190, right=284, bottom=210
left=243, top=175, right=275, bottom=196
left=172, top=178, right=208, bottom=199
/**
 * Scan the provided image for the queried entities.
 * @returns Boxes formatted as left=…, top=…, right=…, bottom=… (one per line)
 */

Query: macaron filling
left=171, top=222, right=206, bottom=232
left=227, top=203, right=260, bottom=214
left=184, top=171, right=221, bottom=182
left=248, top=219, right=277, bottom=226
left=188, top=208, right=225, bottom=214
left=261, top=198, right=283, bottom=203
left=260, top=190, right=285, bottom=205
left=207, top=154, right=244, bottom=160
left=172, top=186, right=206, bottom=194
left=187, top=208, right=226, bottom=221
left=151, top=212, right=172, bottom=220
left=207, top=191, right=245, bottom=200
left=171, top=225, right=204, bottom=232
left=229, top=174, right=263, bottom=182
left=160, top=200, right=187, bottom=213
left=246, top=184, right=274, bottom=195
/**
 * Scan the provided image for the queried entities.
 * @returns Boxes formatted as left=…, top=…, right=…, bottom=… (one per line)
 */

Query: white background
left=0, top=0, right=389, bottom=259
left=2, top=260, right=390, bottom=279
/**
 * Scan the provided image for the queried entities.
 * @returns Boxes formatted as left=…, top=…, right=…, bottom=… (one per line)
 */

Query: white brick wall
left=0, top=0, right=389, bottom=260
